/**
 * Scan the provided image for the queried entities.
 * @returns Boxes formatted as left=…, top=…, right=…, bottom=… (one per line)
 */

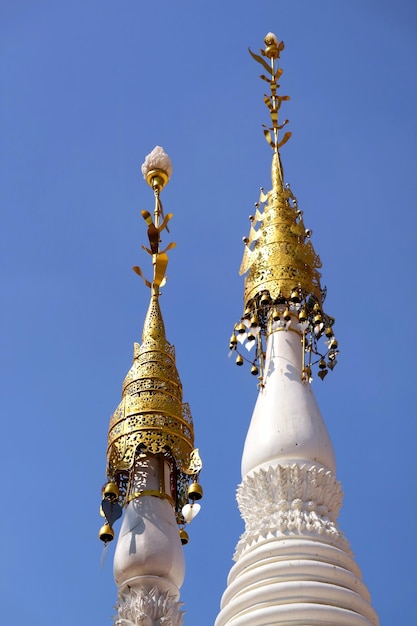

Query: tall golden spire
left=230, top=34, right=339, bottom=383
left=100, top=147, right=202, bottom=545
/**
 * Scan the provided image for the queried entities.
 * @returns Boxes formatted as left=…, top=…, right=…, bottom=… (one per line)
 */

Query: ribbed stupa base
left=215, top=463, right=379, bottom=626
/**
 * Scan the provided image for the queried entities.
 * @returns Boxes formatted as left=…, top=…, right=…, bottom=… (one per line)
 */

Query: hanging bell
left=313, top=313, right=323, bottom=325
left=99, top=523, right=114, bottom=543
left=283, top=308, right=291, bottom=322
left=325, top=326, right=333, bottom=338
left=236, top=354, right=244, bottom=366
left=271, top=308, right=281, bottom=322
left=179, top=528, right=189, bottom=545
left=298, top=308, right=308, bottom=323
left=260, top=292, right=270, bottom=306
left=328, top=348, right=337, bottom=361
left=250, top=314, right=259, bottom=328
left=188, top=482, right=203, bottom=501
left=329, top=338, right=338, bottom=350
left=243, top=307, right=252, bottom=318
left=319, top=358, right=327, bottom=369
left=236, top=322, right=246, bottom=334
left=247, top=331, right=255, bottom=342
left=290, top=290, right=300, bottom=303
left=313, top=303, right=321, bottom=312
left=103, top=481, right=119, bottom=501
left=251, top=364, right=259, bottom=376
left=229, top=333, right=238, bottom=349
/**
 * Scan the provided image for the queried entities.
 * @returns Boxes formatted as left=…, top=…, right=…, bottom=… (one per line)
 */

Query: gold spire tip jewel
left=229, top=35, right=338, bottom=384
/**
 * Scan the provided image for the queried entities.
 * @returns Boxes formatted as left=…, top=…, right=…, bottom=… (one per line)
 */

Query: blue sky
left=1, top=1, right=416, bottom=624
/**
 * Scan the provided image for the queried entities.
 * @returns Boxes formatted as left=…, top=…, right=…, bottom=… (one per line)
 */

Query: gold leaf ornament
left=248, top=48, right=273, bottom=75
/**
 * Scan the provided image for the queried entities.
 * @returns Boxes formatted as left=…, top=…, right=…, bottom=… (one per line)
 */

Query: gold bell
left=179, top=528, right=189, bottom=545
left=290, top=290, right=300, bottom=303
left=319, top=358, right=327, bottom=369
left=236, top=354, right=244, bottom=366
left=272, top=308, right=280, bottom=322
left=283, top=308, right=291, bottom=322
left=229, top=333, right=238, bottom=348
left=298, top=309, right=307, bottom=323
left=313, top=303, right=321, bottom=312
left=99, top=523, right=114, bottom=543
left=325, top=326, right=333, bottom=338
left=260, top=292, right=270, bottom=306
left=188, top=482, right=203, bottom=501
left=314, top=313, right=323, bottom=325
left=251, top=364, right=259, bottom=376
left=236, top=322, right=246, bottom=334
left=329, top=338, right=338, bottom=350
left=250, top=314, right=259, bottom=328
left=103, top=481, right=119, bottom=500
left=243, top=307, right=252, bottom=318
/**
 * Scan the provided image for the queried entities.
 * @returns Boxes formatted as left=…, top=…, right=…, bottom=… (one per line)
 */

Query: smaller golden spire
left=229, top=35, right=339, bottom=384
left=101, top=147, right=202, bottom=542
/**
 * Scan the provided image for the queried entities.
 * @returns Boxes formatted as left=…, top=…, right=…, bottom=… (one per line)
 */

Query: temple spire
left=99, top=147, right=202, bottom=626
left=232, top=34, right=338, bottom=384
left=217, top=35, right=379, bottom=626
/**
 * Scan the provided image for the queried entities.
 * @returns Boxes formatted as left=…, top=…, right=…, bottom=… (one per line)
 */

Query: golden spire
left=101, top=147, right=202, bottom=542
left=230, top=34, right=339, bottom=383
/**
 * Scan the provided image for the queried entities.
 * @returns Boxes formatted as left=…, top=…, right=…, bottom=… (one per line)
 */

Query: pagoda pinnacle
left=99, top=147, right=202, bottom=626
left=216, top=35, right=379, bottom=626
left=230, top=34, right=338, bottom=384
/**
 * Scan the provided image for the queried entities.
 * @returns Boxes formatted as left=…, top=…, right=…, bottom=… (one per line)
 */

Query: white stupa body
left=216, top=321, right=379, bottom=626
left=113, top=457, right=185, bottom=626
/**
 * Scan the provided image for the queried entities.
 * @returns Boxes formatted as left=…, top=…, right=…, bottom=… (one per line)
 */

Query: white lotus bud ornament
left=141, top=146, right=173, bottom=191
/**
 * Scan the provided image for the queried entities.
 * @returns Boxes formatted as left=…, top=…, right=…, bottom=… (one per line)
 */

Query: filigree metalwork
left=242, top=182, right=323, bottom=303
left=230, top=35, right=338, bottom=383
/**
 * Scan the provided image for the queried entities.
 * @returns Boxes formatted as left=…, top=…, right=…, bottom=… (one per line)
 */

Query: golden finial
left=132, top=146, right=176, bottom=294
left=102, top=147, right=202, bottom=538
left=229, top=35, right=339, bottom=384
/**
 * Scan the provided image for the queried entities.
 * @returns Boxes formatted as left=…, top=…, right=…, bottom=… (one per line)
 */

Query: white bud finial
left=264, top=32, right=278, bottom=46
left=141, top=146, right=173, bottom=181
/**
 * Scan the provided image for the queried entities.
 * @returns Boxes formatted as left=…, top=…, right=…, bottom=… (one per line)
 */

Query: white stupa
left=98, top=147, right=202, bottom=625
left=215, top=34, right=379, bottom=626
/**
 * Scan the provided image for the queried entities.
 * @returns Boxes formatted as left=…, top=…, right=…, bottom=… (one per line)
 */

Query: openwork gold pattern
left=107, top=295, right=195, bottom=477
left=242, top=157, right=323, bottom=305
left=230, top=35, right=338, bottom=383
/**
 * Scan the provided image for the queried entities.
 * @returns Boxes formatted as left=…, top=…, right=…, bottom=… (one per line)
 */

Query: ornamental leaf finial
left=133, top=146, right=176, bottom=293
left=249, top=32, right=291, bottom=190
